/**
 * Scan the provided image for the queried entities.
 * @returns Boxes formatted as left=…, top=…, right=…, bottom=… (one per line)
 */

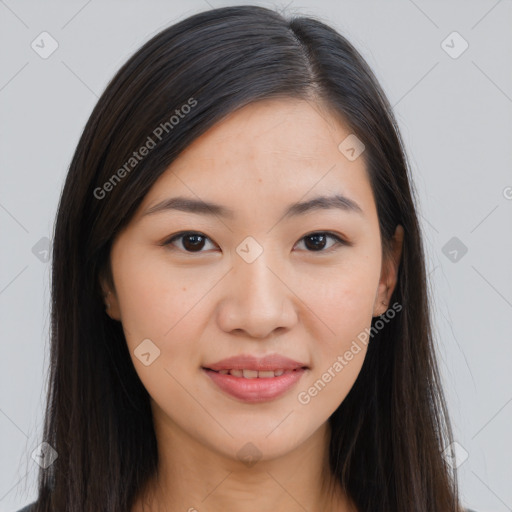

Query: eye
left=162, top=231, right=217, bottom=253
left=294, top=232, right=347, bottom=252
left=162, top=230, right=347, bottom=254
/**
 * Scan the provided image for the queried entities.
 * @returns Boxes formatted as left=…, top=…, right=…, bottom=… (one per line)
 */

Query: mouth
left=201, top=354, right=308, bottom=403
left=203, top=368, right=304, bottom=378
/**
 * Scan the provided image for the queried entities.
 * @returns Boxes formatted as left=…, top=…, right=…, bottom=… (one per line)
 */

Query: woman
left=17, top=5, right=475, bottom=512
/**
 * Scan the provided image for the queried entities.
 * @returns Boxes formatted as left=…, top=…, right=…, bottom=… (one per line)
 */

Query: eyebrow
left=142, top=194, right=364, bottom=219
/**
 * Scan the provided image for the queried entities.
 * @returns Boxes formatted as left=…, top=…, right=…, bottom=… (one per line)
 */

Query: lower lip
left=203, top=368, right=306, bottom=403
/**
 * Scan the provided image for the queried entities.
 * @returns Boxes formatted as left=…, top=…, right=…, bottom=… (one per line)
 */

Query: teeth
left=215, top=369, right=289, bottom=378
left=258, top=371, right=276, bottom=379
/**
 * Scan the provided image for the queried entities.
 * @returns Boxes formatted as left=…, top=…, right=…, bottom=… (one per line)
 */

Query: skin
left=101, top=97, right=403, bottom=512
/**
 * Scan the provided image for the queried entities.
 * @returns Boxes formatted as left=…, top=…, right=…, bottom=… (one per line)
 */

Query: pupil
left=305, top=234, right=326, bottom=251
left=183, top=234, right=204, bottom=251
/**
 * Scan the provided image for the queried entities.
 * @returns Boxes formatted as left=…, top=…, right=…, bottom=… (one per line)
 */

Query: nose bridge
left=234, top=243, right=283, bottom=309
left=219, top=239, right=296, bottom=337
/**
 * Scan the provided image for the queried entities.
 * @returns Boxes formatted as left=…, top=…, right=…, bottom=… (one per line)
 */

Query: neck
left=132, top=414, right=355, bottom=512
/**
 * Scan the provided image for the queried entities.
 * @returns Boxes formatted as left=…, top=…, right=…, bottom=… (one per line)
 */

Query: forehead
left=178, top=98, right=352, bottom=166
left=138, top=98, right=377, bottom=224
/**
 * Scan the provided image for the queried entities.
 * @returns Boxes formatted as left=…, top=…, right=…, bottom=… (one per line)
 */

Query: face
left=102, top=98, right=402, bottom=464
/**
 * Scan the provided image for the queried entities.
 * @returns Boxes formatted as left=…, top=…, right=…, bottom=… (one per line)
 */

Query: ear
left=372, top=224, right=404, bottom=317
left=99, top=271, right=121, bottom=321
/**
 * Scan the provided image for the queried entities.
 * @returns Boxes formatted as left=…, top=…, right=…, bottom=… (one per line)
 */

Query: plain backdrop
left=1, top=1, right=511, bottom=511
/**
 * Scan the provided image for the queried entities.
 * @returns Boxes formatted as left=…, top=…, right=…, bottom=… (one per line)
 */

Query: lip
left=204, top=354, right=308, bottom=372
left=202, top=354, right=309, bottom=403
left=203, top=367, right=306, bottom=403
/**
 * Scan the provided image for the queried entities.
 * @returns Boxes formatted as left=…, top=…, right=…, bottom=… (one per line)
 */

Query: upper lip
left=203, top=354, right=308, bottom=372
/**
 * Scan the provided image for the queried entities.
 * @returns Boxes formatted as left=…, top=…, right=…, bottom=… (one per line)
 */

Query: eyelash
left=161, top=231, right=348, bottom=254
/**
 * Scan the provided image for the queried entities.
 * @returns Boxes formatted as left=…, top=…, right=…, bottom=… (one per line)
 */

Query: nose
left=216, top=251, right=298, bottom=339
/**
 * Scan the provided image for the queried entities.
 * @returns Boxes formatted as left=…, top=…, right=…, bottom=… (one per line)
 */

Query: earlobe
left=102, top=289, right=121, bottom=321
left=99, top=276, right=121, bottom=321
left=104, top=290, right=112, bottom=310
left=373, top=290, right=390, bottom=318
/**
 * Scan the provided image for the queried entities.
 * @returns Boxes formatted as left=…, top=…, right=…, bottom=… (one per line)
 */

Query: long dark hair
left=33, top=5, right=461, bottom=511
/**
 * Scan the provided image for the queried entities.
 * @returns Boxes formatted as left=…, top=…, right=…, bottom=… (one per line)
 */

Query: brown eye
left=181, top=234, right=206, bottom=251
left=163, top=232, right=216, bottom=253
left=295, top=232, right=346, bottom=252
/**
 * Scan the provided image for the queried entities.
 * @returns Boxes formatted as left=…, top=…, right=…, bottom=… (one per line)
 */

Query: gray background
left=1, top=1, right=511, bottom=511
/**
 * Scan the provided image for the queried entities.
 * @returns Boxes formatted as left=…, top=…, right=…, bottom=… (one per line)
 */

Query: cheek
left=112, top=247, right=205, bottom=343
left=111, top=249, right=221, bottom=402
left=111, top=252, right=207, bottom=406
left=298, top=253, right=381, bottom=344
left=295, top=249, right=381, bottom=405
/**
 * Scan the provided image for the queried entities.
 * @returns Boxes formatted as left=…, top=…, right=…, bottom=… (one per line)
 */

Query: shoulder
left=15, top=502, right=37, bottom=512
